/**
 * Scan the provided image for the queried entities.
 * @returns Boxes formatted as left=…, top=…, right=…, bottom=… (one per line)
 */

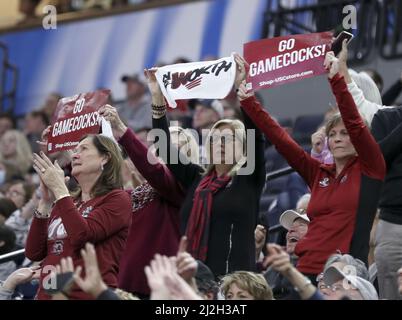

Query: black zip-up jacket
left=153, top=110, right=265, bottom=277
left=371, top=107, right=402, bottom=224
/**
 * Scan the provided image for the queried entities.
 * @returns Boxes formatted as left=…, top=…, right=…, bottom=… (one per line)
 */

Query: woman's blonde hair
left=325, top=113, right=343, bottom=137
left=169, top=126, right=199, bottom=164
left=0, top=130, right=32, bottom=174
left=325, top=112, right=368, bottom=138
left=220, top=271, right=273, bottom=300
left=204, top=119, right=247, bottom=177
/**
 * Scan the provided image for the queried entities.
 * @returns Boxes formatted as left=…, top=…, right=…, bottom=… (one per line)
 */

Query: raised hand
left=263, top=243, right=292, bottom=275
left=324, top=51, right=340, bottom=79
left=255, top=224, right=267, bottom=259
left=338, top=39, right=349, bottom=77
left=164, top=270, right=203, bottom=300
left=36, top=125, right=52, bottom=154
left=145, top=254, right=176, bottom=300
left=176, top=236, right=198, bottom=283
left=311, top=127, right=326, bottom=154
left=234, top=53, right=249, bottom=89
left=52, top=257, right=76, bottom=297
left=145, top=253, right=202, bottom=300
left=32, top=152, right=69, bottom=202
left=237, top=80, right=254, bottom=101
left=73, top=243, right=108, bottom=298
left=144, top=68, right=165, bottom=105
left=99, top=104, right=127, bottom=140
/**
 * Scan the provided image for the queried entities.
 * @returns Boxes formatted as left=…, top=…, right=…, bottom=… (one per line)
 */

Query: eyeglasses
left=329, top=284, right=347, bottom=292
left=318, top=279, right=357, bottom=293
left=318, top=282, right=345, bottom=292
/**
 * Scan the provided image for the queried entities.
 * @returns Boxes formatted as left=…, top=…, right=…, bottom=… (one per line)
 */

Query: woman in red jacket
left=27, top=134, right=132, bottom=299
left=236, top=51, right=385, bottom=282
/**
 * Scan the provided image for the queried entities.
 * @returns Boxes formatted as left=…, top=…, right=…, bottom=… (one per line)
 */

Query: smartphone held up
left=331, top=31, right=354, bottom=56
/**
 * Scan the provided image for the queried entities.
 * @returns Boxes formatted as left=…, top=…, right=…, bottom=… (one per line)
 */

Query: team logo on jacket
left=48, top=217, right=67, bottom=240
left=319, top=177, right=330, bottom=188
left=51, top=240, right=64, bottom=255
left=81, top=206, right=93, bottom=218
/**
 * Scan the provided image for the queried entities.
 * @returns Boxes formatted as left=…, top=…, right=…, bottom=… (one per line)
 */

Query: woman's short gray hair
left=323, top=253, right=369, bottom=280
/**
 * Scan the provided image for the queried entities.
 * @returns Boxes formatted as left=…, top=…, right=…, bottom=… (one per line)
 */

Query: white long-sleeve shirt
left=347, top=80, right=393, bottom=125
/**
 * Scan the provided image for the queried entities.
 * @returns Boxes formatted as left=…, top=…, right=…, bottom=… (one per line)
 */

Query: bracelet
left=152, top=110, right=166, bottom=117
left=152, top=104, right=167, bottom=111
left=152, top=104, right=166, bottom=110
left=33, top=209, right=50, bottom=219
left=152, top=109, right=166, bottom=114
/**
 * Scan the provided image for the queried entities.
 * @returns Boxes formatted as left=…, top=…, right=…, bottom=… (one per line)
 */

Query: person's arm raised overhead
left=234, top=54, right=266, bottom=186
left=99, top=104, right=183, bottom=204
left=148, top=68, right=202, bottom=190
left=310, top=126, right=332, bottom=164
left=337, top=40, right=384, bottom=124
left=237, top=70, right=320, bottom=188
left=325, top=48, right=386, bottom=180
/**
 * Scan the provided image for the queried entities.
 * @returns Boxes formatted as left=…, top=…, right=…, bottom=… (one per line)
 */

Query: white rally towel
left=155, top=55, right=236, bottom=108
left=100, top=116, right=120, bottom=148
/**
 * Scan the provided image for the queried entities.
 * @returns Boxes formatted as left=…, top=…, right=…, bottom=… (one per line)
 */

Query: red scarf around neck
left=186, top=170, right=231, bottom=261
